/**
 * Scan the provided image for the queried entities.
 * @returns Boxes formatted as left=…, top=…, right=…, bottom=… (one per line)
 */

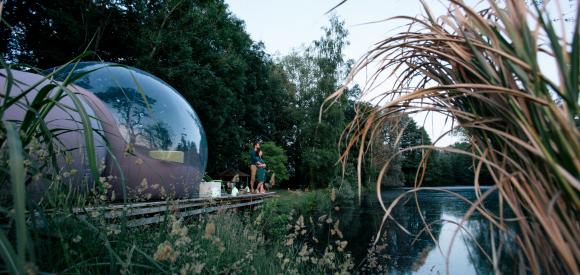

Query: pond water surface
left=322, top=187, right=518, bottom=274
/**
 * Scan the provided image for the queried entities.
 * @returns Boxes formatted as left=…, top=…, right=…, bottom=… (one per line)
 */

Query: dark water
left=325, top=187, right=518, bottom=274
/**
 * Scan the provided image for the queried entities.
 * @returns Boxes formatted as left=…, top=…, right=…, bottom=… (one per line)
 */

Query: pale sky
left=224, top=0, right=577, bottom=146
left=225, top=0, right=430, bottom=60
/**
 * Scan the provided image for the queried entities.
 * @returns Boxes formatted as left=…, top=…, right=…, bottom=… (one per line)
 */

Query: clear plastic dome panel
left=54, top=62, right=207, bottom=173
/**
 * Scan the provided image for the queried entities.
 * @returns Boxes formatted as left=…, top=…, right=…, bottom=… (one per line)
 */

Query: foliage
left=133, top=1, right=296, bottom=173
left=396, top=117, right=493, bottom=187
left=280, top=16, right=357, bottom=188
left=425, top=142, right=494, bottom=186
left=259, top=141, right=290, bottom=182
left=331, top=1, right=580, bottom=273
left=1, top=180, right=351, bottom=274
left=362, top=112, right=484, bottom=188
left=398, top=115, right=432, bottom=186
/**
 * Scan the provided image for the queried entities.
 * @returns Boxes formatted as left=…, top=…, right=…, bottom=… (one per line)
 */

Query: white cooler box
left=199, top=180, right=222, bottom=198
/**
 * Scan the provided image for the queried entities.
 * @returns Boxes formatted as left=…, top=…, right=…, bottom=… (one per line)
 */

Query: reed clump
left=329, top=1, right=579, bottom=273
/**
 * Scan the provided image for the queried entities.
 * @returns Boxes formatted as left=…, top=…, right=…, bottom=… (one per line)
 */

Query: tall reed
left=328, top=1, right=579, bottom=273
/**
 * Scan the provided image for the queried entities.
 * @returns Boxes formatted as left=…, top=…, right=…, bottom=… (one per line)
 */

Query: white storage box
left=199, top=181, right=222, bottom=198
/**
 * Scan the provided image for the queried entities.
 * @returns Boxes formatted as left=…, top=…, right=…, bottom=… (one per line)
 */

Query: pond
left=322, top=187, right=518, bottom=274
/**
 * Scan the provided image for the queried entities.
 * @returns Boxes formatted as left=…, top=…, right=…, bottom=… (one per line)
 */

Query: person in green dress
left=249, top=142, right=260, bottom=193
left=256, top=149, right=267, bottom=193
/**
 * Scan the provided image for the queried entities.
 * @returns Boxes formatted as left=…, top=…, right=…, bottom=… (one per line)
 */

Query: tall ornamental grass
left=0, top=57, right=104, bottom=273
left=328, top=1, right=579, bottom=273
left=0, top=3, right=120, bottom=269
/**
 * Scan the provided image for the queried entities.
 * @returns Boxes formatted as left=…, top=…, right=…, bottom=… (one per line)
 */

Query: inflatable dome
left=49, top=62, right=208, bottom=200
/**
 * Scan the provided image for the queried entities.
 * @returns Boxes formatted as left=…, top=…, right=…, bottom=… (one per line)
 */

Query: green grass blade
left=20, top=83, right=57, bottom=132
left=0, top=229, right=18, bottom=275
left=4, top=121, right=27, bottom=273
left=59, top=86, right=100, bottom=183
left=0, top=58, right=14, bottom=102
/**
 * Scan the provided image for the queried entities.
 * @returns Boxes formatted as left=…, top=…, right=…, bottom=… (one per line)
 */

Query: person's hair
left=256, top=148, right=262, bottom=155
left=253, top=142, right=260, bottom=148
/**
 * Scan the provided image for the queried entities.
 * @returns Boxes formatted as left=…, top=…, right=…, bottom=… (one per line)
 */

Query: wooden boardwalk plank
left=26, top=192, right=275, bottom=228
left=74, top=192, right=275, bottom=213
left=126, top=200, right=264, bottom=227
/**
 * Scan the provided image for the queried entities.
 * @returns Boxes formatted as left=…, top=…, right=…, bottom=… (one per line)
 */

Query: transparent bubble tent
left=1, top=62, right=208, bottom=200
left=55, top=62, right=208, bottom=200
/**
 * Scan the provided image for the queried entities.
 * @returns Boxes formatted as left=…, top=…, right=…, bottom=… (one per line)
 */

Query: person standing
left=256, top=149, right=267, bottom=193
left=249, top=142, right=260, bottom=193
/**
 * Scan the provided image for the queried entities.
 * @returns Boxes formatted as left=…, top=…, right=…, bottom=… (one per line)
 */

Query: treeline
left=366, top=115, right=493, bottom=187
left=0, top=0, right=481, bottom=188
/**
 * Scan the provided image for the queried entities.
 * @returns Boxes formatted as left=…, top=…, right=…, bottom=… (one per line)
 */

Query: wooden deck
left=38, top=192, right=275, bottom=228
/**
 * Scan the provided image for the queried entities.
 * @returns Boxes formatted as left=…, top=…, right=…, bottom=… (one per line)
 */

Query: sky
left=225, top=1, right=425, bottom=60
left=224, top=0, right=577, bottom=146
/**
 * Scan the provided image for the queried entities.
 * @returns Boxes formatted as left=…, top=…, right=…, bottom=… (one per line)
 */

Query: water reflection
left=326, top=188, right=517, bottom=274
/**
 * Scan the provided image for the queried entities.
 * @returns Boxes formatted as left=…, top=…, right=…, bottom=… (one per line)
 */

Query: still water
left=323, top=187, right=517, bottom=274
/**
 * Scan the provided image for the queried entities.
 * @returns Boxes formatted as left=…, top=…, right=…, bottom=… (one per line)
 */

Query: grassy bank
left=3, top=188, right=354, bottom=274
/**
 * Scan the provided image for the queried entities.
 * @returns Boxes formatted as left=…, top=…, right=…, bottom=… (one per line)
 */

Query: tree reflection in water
left=318, top=188, right=519, bottom=274
left=463, top=217, right=519, bottom=274
left=367, top=193, right=445, bottom=274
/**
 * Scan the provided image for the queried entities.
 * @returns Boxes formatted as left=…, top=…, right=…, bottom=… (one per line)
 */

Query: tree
left=259, top=142, right=289, bottom=183
left=398, top=115, right=432, bottom=186
left=0, top=0, right=142, bottom=68
left=368, top=113, right=405, bottom=187
left=279, top=16, right=355, bottom=188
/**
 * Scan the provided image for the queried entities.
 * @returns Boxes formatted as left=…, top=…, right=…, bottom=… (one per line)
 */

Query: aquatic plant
left=328, top=1, right=579, bottom=273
